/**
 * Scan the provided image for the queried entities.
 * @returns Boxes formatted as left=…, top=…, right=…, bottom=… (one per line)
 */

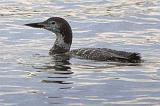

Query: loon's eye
left=51, top=21, right=55, bottom=25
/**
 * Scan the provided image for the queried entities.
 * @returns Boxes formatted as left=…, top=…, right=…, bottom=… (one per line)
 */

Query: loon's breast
left=70, top=48, right=141, bottom=63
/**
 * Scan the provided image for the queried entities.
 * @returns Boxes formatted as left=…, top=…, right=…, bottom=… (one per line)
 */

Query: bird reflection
left=33, top=53, right=73, bottom=74
left=32, top=54, right=73, bottom=85
left=49, top=54, right=73, bottom=74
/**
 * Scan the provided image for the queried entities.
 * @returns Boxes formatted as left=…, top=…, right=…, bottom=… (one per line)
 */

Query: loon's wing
left=70, top=48, right=141, bottom=63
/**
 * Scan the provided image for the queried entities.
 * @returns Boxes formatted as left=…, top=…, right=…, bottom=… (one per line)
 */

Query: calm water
left=0, top=0, right=160, bottom=106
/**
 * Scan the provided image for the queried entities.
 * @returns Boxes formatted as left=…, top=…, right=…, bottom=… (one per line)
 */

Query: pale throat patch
left=54, top=33, right=70, bottom=50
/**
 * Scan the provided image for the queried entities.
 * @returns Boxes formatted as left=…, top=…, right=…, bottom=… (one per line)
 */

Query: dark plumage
left=70, top=48, right=141, bottom=63
left=25, top=17, right=142, bottom=63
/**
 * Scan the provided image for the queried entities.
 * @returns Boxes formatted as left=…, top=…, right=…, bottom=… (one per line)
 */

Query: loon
left=25, top=17, right=141, bottom=63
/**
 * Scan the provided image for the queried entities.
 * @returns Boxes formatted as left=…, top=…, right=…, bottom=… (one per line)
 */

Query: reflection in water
left=41, top=80, right=72, bottom=84
left=107, top=62, right=142, bottom=67
left=33, top=54, right=73, bottom=74
left=33, top=54, right=73, bottom=85
left=52, top=54, right=72, bottom=74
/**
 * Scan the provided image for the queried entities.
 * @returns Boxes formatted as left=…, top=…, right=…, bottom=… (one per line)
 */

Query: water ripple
left=0, top=0, right=160, bottom=106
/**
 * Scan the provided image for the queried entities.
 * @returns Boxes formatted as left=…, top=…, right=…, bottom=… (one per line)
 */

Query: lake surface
left=0, top=0, right=160, bottom=106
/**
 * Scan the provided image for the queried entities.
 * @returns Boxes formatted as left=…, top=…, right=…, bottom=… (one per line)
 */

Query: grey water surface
left=0, top=0, right=160, bottom=106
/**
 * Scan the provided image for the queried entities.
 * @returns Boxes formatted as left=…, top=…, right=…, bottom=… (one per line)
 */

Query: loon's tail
left=127, top=53, right=141, bottom=63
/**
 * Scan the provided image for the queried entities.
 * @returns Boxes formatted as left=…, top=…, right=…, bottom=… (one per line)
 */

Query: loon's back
left=70, top=48, right=141, bottom=63
left=25, top=17, right=142, bottom=63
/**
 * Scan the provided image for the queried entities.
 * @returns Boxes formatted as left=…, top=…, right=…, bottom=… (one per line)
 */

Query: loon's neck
left=49, top=32, right=72, bottom=55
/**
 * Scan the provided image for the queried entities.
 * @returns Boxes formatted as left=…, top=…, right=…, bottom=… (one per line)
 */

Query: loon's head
left=25, top=17, right=72, bottom=54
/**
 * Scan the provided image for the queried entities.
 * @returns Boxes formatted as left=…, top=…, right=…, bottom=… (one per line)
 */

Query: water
left=0, top=0, right=160, bottom=106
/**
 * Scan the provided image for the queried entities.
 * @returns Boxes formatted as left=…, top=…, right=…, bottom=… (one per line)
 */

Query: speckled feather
left=70, top=48, right=141, bottom=63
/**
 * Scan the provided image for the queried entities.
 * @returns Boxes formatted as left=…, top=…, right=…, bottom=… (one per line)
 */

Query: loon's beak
left=25, top=21, right=46, bottom=28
